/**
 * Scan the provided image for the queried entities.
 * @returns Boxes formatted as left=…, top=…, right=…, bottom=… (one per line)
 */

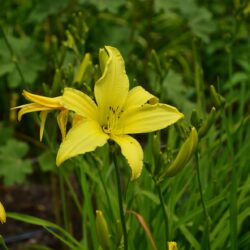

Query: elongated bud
left=198, top=107, right=216, bottom=138
left=0, top=202, right=6, bottom=224
left=64, top=30, right=77, bottom=52
left=52, top=68, right=61, bottom=95
left=96, top=210, right=110, bottom=250
left=151, top=49, right=163, bottom=76
left=51, top=35, right=58, bottom=52
left=162, top=127, right=198, bottom=178
left=115, top=219, right=123, bottom=247
left=99, top=48, right=109, bottom=73
left=74, top=53, right=92, bottom=83
left=9, top=93, right=19, bottom=122
left=153, top=132, right=161, bottom=158
left=153, top=132, right=163, bottom=176
left=209, top=85, right=225, bottom=108
left=190, top=110, right=202, bottom=129
left=168, top=241, right=178, bottom=250
left=175, top=122, right=189, bottom=140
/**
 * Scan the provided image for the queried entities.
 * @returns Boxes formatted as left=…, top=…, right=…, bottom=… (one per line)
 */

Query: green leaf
left=0, top=139, right=33, bottom=185
left=0, top=35, right=45, bottom=88
left=0, top=63, right=14, bottom=76
left=28, top=0, right=69, bottom=23
left=79, top=0, right=126, bottom=13
left=0, top=123, right=13, bottom=144
left=38, top=150, right=56, bottom=172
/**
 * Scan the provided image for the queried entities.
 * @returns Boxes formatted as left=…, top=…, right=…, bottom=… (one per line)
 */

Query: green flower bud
left=96, top=210, right=110, bottom=250
left=209, top=85, right=225, bottom=108
left=63, top=30, right=77, bottom=52
left=198, top=107, right=216, bottom=138
left=190, top=110, right=202, bottom=129
left=168, top=241, right=178, bottom=250
left=162, top=127, right=198, bottom=178
left=153, top=132, right=161, bottom=157
left=115, top=219, right=123, bottom=247
left=74, top=53, right=92, bottom=83
left=52, top=68, right=61, bottom=95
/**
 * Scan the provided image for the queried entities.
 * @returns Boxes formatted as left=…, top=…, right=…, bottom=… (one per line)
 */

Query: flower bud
left=9, top=93, right=19, bottom=122
left=153, top=133, right=161, bottom=157
left=162, top=127, right=198, bottom=178
left=115, top=219, right=123, bottom=247
left=63, top=30, right=77, bottom=52
left=190, top=110, right=202, bottom=129
left=52, top=68, right=61, bottom=95
left=96, top=210, right=110, bottom=250
left=198, top=107, right=216, bottom=138
left=0, top=202, right=6, bottom=224
left=209, top=85, right=225, bottom=108
left=74, top=53, right=92, bottom=83
left=168, top=241, right=178, bottom=250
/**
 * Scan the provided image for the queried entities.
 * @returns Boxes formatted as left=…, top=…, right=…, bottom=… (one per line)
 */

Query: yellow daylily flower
left=14, top=90, right=68, bottom=141
left=56, top=46, right=184, bottom=180
left=0, top=202, right=6, bottom=224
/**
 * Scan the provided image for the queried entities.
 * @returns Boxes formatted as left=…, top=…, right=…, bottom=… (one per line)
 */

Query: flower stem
left=156, top=183, right=169, bottom=250
left=112, top=152, right=128, bottom=250
left=0, top=235, right=8, bottom=250
left=195, top=152, right=211, bottom=250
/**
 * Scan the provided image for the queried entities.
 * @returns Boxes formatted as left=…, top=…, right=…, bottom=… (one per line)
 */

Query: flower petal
left=122, top=86, right=158, bottom=110
left=115, top=103, right=184, bottom=134
left=17, top=103, right=52, bottom=121
left=0, top=202, right=6, bottom=224
left=110, top=134, right=143, bottom=180
left=56, top=120, right=109, bottom=166
left=62, top=88, right=98, bottom=121
left=57, top=110, right=69, bottom=141
left=94, top=46, right=129, bottom=124
left=23, top=90, right=63, bottom=108
left=40, top=111, right=49, bottom=141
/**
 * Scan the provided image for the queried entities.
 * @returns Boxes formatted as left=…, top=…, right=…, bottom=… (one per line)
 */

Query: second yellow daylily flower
left=0, top=202, right=6, bottom=224
left=14, top=91, right=68, bottom=141
left=56, top=46, right=184, bottom=180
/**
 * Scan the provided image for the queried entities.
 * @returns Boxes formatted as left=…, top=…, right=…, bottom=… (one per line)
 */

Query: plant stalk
left=113, top=152, right=128, bottom=250
left=156, top=183, right=169, bottom=250
left=195, top=152, right=211, bottom=250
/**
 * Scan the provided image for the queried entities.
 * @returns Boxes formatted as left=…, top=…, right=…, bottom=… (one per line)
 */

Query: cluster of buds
left=147, top=85, right=224, bottom=183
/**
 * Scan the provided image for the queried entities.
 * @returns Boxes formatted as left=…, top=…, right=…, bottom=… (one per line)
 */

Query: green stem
left=63, top=172, right=82, bottom=215
left=192, top=39, right=205, bottom=113
left=195, top=152, right=211, bottom=250
left=59, top=170, right=71, bottom=235
left=0, top=26, right=26, bottom=86
left=112, top=152, right=128, bottom=250
left=222, top=111, right=238, bottom=250
left=98, top=168, right=115, bottom=220
left=156, top=183, right=169, bottom=250
left=79, top=165, right=98, bottom=250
